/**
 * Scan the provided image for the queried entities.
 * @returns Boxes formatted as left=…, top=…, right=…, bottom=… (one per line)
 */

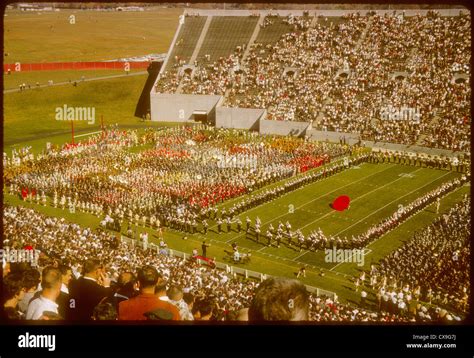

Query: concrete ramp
left=216, top=107, right=265, bottom=130
left=150, top=93, right=222, bottom=123
left=260, top=119, right=310, bottom=137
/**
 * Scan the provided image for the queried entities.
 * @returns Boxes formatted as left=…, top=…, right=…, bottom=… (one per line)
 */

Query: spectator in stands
left=157, top=12, right=470, bottom=152
left=248, top=277, right=310, bottom=321
left=112, top=272, right=137, bottom=310
left=193, top=298, right=214, bottom=321
left=18, top=269, right=41, bottom=314
left=26, top=266, right=62, bottom=320
left=57, top=264, right=72, bottom=318
left=168, top=285, right=194, bottom=320
left=118, top=266, right=180, bottom=320
left=3, top=272, right=27, bottom=320
left=67, top=259, right=111, bottom=321
left=92, top=301, right=118, bottom=321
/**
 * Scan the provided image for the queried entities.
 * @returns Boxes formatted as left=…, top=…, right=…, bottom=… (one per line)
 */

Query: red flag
left=332, top=195, right=350, bottom=211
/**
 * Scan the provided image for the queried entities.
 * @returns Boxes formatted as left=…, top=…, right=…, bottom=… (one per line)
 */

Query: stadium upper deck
left=152, top=9, right=470, bottom=152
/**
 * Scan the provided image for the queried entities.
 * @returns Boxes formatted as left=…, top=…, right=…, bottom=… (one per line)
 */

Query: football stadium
left=2, top=3, right=471, bottom=323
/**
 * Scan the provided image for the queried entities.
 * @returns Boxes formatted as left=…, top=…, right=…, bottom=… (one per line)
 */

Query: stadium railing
left=120, top=235, right=337, bottom=299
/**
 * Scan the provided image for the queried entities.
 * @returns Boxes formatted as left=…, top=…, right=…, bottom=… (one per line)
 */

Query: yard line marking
left=329, top=171, right=455, bottom=272
left=295, top=165, right=397, bottom=212
left=298, top=167, right=425, bottom=231
left=362, top=181, right=465, bottom=253
left=329, top=248, right=374, bottom=271
left=74, top=131, right=103, bottom=138
left=286, top=167, right=424, bottom=261
left=211, top=158, right=362, bottom=232
left=213, top=155, right=353, bottom=210
left=228, top=165, right=410, bottom=267
left=287, top=255, right=353, bottom=279
left=293, top=251, right=308, bottom=261
left=333, top=170, right=452, bottom=238
left=225, top=164, right=397, bottom=244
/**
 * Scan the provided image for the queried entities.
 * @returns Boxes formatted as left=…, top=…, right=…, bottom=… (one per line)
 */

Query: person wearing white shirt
left=26, top=266, right=62, bottom=320
left=155, top=278, right=170, bottom=302
left=168, top=285, right=194, bottom=321
left=18, top=269, right=41, bottom=314
left=233, top=250, right=241, bottom=263
left=360, top=290, right=367, bottom=307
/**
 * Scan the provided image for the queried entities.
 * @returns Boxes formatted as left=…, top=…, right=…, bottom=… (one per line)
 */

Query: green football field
left=4, top=161, right=469, bottom=307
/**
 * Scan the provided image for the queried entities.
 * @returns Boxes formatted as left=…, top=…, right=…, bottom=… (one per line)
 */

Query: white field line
left=289, top=167, right=425, bottom=261
left=333, top=170, right=452, bottom=238
left=74, top=131, right=103, bottom=138
left=362, top=179, right=464, bottom=255
left=224, top=164, right=397, bottom=244
left=329, top=170, right=454, bottom=272
left=327, top=248, right=373, bottom=272
left=298, top=168, right=425, bottom=232
left=214, top=155, right=351, bottom=210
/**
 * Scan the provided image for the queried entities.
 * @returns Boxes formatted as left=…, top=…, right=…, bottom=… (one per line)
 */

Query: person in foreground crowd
left=248, top=277, right=310, bottom=321
left=67, top=259, right=112, bottom=321
left=26, top=266, right=62, bottom=320
left=111, top=272, right=138, bottom=311
left=118, top=266, right=180, bottom=321
left=93, top=301, right=118, bottom=321
left=2, top=192, right=468, bottom=322
left=3, top=272, right=28, bottom=320
left=17, top=269, right=40, bottom=314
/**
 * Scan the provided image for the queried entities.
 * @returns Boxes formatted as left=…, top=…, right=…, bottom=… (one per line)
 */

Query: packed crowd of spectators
left=367, top=198, right=470, bottom=316
left=3, top=205, right=256, bottom=321
left=156, top=11, right=470, bottom=151
left=3, top=204, right=465, bottom=322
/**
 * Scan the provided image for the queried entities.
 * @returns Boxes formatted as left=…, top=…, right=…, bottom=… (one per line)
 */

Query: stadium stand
left=164, top=16, right=207, bottom=72
left=152, top=10, right=470, bottom=152
left=196, top=16, right=259, bottom=64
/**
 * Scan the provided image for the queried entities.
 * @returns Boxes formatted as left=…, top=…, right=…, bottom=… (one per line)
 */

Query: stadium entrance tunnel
left=391, top=71, right=410, bottom=81
left=193, top=110, right=208, bottom=123
left=282, top=67, right=300, bottom=79
left=149, top=93, right=221, bottom=123
left=179, top=65, right=197, bottom=79
left=453, top=73, right=468, bottom=84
